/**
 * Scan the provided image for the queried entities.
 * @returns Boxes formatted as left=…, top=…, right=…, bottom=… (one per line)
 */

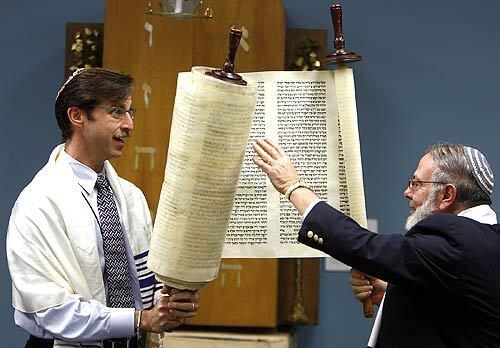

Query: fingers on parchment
left=252, top=144, right=272, bottom=172
left=255, top=139, right=282, bottom=160
left=265, top=139, right=286, bottom=157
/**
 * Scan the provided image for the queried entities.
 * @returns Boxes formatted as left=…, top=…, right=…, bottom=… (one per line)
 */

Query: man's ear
left=438, top=184, right=458, bottom=212
left=67, top=106, right=85, bottom=129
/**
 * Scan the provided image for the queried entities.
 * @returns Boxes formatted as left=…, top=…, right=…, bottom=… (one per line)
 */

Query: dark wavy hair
left=54, top=68, right=134, bottom=141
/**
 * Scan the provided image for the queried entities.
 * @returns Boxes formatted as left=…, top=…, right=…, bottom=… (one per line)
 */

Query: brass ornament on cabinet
left=287, top=259, right=310, bottom=324
left=65, top=23, right=104, bottom=78
left=286, top=28, right=327, bottom=73
left=146, top=0, right=213, bottom=19
left=290, top=37, right=322, bottom=71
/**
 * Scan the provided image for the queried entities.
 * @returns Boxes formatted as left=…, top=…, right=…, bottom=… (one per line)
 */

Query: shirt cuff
left=300, top=199, right=322, bottom=223
left=109, top=307, right=135, bottom=338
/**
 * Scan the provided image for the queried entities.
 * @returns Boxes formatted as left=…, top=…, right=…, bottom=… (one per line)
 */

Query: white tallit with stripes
left=7, top=144, right=160, bottom=347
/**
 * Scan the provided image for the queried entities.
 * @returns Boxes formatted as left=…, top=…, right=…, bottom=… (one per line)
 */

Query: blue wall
left=2, top=1, right=500, bottom=347
left=287, top=1, right=500, bottom=347
left=0, top=1, right=106, bottom=346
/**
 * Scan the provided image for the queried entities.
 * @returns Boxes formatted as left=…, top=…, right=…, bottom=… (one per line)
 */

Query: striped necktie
left=95, top=174, right=135, bottom=308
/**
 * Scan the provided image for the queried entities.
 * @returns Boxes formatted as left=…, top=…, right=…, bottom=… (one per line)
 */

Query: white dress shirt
left=14, top=150, right=142, bottom=341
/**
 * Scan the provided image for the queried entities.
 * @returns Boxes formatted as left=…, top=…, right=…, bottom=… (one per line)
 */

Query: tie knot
left=95, top=174, right=109, bottom=191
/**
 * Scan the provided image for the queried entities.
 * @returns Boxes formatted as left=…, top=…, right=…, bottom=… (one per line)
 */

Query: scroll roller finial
left=326, top=4, right=362, bottom=66
left=206, top=28, right=247, bottom=85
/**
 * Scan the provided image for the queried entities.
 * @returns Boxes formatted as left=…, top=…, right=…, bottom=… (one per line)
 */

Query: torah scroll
left=223, top=67, right=367, bottom=258
left=148, top=67, right=258, bottom=290
left=149, top=67, right=366, bottom=288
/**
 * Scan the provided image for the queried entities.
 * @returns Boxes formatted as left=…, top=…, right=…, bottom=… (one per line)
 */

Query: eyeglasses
left=407, top=178, right=447, bottom=191
left=93, top=105, right=137, bottom=120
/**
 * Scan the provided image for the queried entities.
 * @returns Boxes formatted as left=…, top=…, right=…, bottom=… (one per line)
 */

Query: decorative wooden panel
left=104, top=0, right=195, bottom=216
left=192, top=0, right=285, bottom=72
left=285, top=28, right=327, bottom=71
left=187, top=258, right=279, bottom=327
left=104, top=0, right=318, bottom=328
left=65, top=22, right=104, bottom=78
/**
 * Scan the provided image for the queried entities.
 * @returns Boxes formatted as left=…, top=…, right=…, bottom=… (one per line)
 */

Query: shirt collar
left=59, top=149, right=104, bottom=194
left=457, top=204, right=498, bottom=225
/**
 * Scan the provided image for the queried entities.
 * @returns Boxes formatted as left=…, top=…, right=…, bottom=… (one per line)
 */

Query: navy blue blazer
left=298, top=202, right=500, bottom=348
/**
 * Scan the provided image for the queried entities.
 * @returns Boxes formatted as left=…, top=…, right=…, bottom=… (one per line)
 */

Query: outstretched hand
left=252, top=139, right=300, bottom=194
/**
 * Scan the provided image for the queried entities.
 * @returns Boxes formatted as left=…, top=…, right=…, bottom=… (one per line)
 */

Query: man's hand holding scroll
left=140, top=286, right=200, bottom=333
left=349, top=269, right=386, bottom=306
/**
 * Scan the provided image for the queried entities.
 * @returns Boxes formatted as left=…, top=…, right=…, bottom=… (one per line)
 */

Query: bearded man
left=252, top=141, right=500, bottom=348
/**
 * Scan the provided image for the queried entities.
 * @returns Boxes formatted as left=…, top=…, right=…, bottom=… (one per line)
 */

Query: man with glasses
left=7, top=68, right=199, bottom=348
left=253, top=140, right=500, bottom=347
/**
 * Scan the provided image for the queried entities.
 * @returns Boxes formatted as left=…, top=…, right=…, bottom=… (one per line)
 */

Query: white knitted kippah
left=463, top=146, right=494, bottom=196
left=55, top=68, right=86, bottom=101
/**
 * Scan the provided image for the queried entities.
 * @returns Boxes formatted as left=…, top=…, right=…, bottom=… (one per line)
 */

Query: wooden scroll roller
left=326, top=4, right=362, bottom=65
left=206, top=28, right=247, bottom=85
left=326, top=4, right=373, bottom=319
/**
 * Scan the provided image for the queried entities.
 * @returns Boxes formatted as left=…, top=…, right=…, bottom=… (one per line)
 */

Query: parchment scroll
left=149, top=67, right=366, bottom=288
left=223, top=68, right=367, bottom=258
left=148, top=67, right=258, bottom=290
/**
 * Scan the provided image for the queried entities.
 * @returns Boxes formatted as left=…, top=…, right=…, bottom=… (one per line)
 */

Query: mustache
left=113, top=131, right=130, bottom=139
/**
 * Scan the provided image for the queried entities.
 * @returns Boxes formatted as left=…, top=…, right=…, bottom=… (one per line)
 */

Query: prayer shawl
left=7, top=144, right=158, bottom=346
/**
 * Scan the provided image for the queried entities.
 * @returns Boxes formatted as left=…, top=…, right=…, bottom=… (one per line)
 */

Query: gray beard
left=405, top=191, right=439, bottom=231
